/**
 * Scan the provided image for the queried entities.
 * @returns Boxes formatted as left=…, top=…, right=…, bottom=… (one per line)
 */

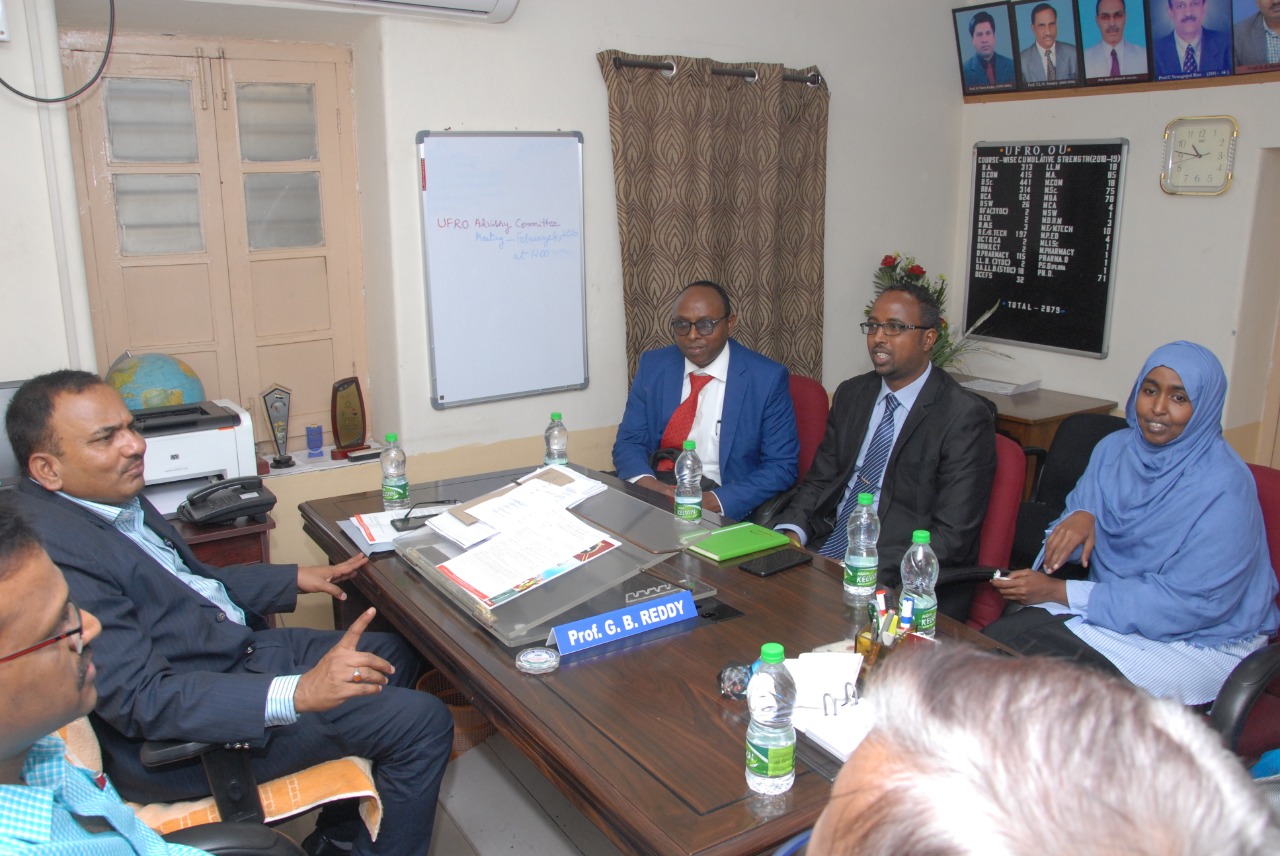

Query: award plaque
left=261, top=384, right=295, bottom=469
left=330, top=376, right=370, bottom=460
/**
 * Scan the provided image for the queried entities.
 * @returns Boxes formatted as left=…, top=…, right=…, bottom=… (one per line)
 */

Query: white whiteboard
left=416, top=131, right=588, bottom=409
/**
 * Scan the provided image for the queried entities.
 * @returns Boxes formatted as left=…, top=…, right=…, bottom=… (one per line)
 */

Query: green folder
left=687, top=521, right=791, bottom=562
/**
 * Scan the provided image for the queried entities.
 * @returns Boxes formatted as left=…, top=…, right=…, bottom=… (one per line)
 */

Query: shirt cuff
left=265, top=675, right=301, bottom=726
left=1065, top=580, right=1095, bottom=617
left=775, top=523, right=807, bottom=546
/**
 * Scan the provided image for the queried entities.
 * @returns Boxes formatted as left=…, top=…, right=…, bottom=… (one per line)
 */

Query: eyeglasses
left=859, top=321, right=933, bottom=336
left=0, top=601, right=84, bottom=664
left=671, top=316, right=728, bottom=337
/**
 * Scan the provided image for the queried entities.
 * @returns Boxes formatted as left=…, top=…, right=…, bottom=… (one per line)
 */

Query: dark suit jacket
left=773, top=368, right=995, bottom=586
left=1235, top=13, right=1277, bottom=68
left=962, top=52, right=1015, bottom=87
left=612, top=339, right=798, bottom=520
left=16, top=480, right=301, bottom=786
left=1153, top=27, right=1232, bottom=76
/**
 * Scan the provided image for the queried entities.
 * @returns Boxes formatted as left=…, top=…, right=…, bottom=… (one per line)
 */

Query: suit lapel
left=717, top=341, right=745, bottom=469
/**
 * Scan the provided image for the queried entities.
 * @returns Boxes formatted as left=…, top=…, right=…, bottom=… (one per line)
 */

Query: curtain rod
left=611, top=56, right=823, bottom=87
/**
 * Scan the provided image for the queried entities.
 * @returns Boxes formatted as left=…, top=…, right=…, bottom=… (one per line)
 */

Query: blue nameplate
left=550, top=591, right=697, bottom=655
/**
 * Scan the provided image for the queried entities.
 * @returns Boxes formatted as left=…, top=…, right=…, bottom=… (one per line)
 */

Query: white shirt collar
left=684, top=338, right=732, bottom=382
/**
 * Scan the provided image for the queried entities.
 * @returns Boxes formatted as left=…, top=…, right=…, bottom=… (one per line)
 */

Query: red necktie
left=656, top=373, right=714, bottom=471
left=986, top=59, right=995, bottom=85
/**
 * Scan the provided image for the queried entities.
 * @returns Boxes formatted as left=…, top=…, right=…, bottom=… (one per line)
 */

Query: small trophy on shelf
left=261, top=384, right=295, bottom=469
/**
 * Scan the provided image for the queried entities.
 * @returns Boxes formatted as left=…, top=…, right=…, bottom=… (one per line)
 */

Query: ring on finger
left=352, top=668, right=363, bottom=684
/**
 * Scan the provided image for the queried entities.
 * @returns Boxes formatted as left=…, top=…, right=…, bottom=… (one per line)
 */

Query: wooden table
left=300, top=468, right=1008, bottom=856
left=174, top=513, right=274, bottom=566
left=954, top=374, right=1117, bottom=450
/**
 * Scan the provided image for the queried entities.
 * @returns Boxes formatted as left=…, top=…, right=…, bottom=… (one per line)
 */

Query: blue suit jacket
left=1153, top=27, right=1232, bottom=76
left=15, top=480, right=301, bottom=787
left=962, top=52, right=1015, bottom=87
left=612, top=339, right=798, bottom=520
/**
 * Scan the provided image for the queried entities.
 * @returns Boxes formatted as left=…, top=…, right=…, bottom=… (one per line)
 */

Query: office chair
left=1209, top=463, right=1280, bottom=760
left=1009, top=412, right=1128, bottom=570
left=749, top=376, right=828, bottom=526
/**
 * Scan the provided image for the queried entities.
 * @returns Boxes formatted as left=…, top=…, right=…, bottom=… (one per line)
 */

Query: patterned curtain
left=597, top=50, right=829, bottom=381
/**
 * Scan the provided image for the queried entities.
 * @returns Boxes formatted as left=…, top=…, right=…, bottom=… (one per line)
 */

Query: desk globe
left=105, top=353, right=205, bottom=411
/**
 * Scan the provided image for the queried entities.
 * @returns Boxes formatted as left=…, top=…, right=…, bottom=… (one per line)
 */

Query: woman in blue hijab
left=986, top=341, right=1280, bottom=704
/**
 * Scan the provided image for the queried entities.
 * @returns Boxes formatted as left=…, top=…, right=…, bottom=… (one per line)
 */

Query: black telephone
left=176, top=476, right=277, bottom=525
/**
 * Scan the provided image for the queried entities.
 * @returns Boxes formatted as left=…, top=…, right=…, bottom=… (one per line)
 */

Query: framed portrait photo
left=1149, top=0, right=1236, bottom=80
left=1079, top=0, right=1153, bottom=83
left=1013, top=0, right=1086, bottom=88
left=955, top=3, right=1020, bottom=94
left=1231, top=0, right=1280, bottom=74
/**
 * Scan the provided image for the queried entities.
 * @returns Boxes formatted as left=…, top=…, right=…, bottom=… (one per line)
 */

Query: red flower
left=880, top=254, right=898, bottom=268
left=907, top=264, right=926, bottom=277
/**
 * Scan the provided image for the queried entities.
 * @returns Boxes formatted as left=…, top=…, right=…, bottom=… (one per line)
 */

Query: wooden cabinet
left=174, top=514, right=275, bottom=567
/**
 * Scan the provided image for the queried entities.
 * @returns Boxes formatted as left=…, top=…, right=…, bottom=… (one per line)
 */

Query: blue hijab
left=1061, top=341, right=1280, bottom=645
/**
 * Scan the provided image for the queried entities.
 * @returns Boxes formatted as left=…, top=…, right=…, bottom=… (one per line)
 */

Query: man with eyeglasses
left=0, top=493, right=213, bottom=853
left=5, top=371, right=452, bottom=856
left=1153, top=0, right=1233, bottom=78
left=773, top=284, right=995, bottom=607
left=613, top=281, right=799, bottom=521
left=1084, top=0, right=1149, bottom=78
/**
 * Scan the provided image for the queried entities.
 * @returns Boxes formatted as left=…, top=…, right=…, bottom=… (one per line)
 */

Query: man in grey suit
left=1018, top=3, right=1080, bottom=81
left=1020, top=3, right=1081, bottom=82
left=1235, top=0, right=1280, bottom=68
left=1084, top=0, right=1150, bottom=77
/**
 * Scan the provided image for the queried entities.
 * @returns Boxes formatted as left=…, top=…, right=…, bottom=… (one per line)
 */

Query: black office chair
left=1009, top=412, right=1128, bottom=570
left=164, top=823, right=305, bottom=855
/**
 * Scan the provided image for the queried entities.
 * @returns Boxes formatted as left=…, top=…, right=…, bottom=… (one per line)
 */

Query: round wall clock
left=1160, top=115, right=1238, bottom=196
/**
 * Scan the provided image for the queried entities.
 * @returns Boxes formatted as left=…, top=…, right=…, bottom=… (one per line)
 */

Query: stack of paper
left=787, top=652, right=874, bottom=762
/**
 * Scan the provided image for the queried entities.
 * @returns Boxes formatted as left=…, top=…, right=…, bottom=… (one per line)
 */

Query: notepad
left=686, top=522, right=790, bottom=561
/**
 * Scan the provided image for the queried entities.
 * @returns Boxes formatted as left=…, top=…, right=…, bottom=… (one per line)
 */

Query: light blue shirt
left=0, top=735, right=208, bottom=855
left=58, top=492, right=300, bottom=727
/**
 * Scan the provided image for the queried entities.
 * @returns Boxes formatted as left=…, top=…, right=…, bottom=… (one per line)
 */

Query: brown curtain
left=598, top=50, right=829, bottom=381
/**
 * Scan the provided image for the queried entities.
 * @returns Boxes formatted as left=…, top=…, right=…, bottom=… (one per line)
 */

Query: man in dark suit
left=1019, top=3, right=1081, bottom=82
left=1234, top=0, right=1280, bottom=68
left=773, top=284, right=995, bottom=600
left=962, top=10, right=1016, bottom=87
left=1153, top=0, right=1233, bottom=77
left=612, top=281, right=798, bottom=521
left=6, top=371, right=452, bottom=856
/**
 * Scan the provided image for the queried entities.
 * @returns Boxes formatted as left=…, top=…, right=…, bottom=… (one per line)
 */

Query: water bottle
left=674, top=440, right=703, bottom=522
left=380, top=433, right=409, bottom=511
left=843, top=493, right=879, bottom=598
left=544, top=411, right=568, bottom=465
left=745, top=642, right=797, bottom=795
left=900, top=530, right=939, bottom=638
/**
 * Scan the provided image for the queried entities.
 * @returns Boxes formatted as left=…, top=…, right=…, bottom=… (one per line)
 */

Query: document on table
left=787, top=652, right=873, bottom=762
left=340, top=504, right=458, bottom=554
left=435, top=507, right=619, bottom=609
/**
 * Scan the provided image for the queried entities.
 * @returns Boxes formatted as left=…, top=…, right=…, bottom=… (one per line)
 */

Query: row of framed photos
left=953, top=0, right=1280, bottom=95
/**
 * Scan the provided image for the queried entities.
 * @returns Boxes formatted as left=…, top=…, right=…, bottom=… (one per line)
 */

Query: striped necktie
left=819, top=394, right=900, bottom=559
left=1046, top=49, right=1056, bottom=80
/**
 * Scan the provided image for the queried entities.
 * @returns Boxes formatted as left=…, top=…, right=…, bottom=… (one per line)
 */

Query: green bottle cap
left=385, top=433, right=397, bottom=444
left=912, top=530, right=931, bottom=544
left=683, top=439, right=696, bottom=450
left=857, top=493, right=874, bottom=505
left=551, top=412, right=562, bottom=421
left=760, top=642, right=785, bottom=664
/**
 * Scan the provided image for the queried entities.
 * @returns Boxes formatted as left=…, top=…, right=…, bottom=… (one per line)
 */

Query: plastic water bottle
left=380, top=433, right=409, bottom=511
left=843, top=493, right=879, bottom=598
left=674, top=440, right=702, bottom=522
left=745, top=642, right=797, bottom=795
left=900, top=530, right=939, bottom=638
left=544, top=412, right=568, bottom=465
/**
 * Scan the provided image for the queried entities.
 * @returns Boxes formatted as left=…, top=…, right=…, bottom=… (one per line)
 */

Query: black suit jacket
left=774, top=368, right=996, bottom=586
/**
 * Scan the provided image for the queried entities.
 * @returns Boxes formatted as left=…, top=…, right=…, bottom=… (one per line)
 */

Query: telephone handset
left=176, top=476, right=278, bottom=525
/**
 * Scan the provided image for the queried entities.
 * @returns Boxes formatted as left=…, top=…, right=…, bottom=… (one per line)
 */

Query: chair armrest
left=142, top=739, right=266, bottom=825
left=141, top=739, right=215, bottom=767
left=749, top=486, right=797, bottom=528
left=936, top=565, right=1002, bottom=586
left=1023, top=445, right=1047, bottom=499
left=164, top=821, right=305, bottom=855
left=1209, top=641, right=1280, bottom=751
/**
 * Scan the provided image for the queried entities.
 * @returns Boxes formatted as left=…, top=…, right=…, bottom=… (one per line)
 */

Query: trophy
left=261, top=384, right=295, bottom=469
left=330, top=376, right=370, bottom=460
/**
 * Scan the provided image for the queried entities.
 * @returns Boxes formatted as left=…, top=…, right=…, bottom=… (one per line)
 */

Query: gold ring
left=352, top=668, right=362, bottom=683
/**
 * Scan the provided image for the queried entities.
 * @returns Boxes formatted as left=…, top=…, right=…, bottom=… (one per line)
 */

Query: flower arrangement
left=867, top=253, right=1007, bottom=370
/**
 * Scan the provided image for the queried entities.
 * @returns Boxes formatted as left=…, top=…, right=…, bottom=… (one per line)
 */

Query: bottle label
left=674, top=499, right=702, bottom=522
left=382, top=477, right=408, bottom=502
left=843, top=560, right=877, bottom=589
left=745, top=739, right=795, bottom=778
left=915, top=604, right=937, bottom=636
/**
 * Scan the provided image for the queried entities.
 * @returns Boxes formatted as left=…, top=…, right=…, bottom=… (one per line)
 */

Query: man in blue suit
left=962, top=10, right=1016, bottom=88
left=6, top=371, right=452, bottom=856
left=612, top=281, right=798, bottom=521
left=1153, top=0, right=1233, bottom=77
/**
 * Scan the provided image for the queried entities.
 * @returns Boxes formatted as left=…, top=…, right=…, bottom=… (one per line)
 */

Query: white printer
left=135, top=399, right=258, bottom=517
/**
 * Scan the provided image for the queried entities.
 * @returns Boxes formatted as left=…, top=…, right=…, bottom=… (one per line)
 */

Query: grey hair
left=821, top=644, right=1280, bottom=855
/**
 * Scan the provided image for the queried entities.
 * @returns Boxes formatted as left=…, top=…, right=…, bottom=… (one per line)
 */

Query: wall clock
left=1160, top=115, right=1238, bottom=196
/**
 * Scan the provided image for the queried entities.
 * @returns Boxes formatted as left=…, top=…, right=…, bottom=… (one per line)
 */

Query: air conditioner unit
left=300, top=0, right=518, bottom=23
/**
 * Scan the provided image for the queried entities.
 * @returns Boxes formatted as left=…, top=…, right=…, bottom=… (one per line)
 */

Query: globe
left=105, top=353, right=205, bottom=411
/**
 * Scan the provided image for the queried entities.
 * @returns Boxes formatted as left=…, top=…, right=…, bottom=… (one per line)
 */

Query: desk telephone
left=176, top=476, right=277, bottom=525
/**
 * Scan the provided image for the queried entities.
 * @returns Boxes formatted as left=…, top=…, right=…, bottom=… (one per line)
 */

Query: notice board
left=963, top=139, right=1127, bottom=358
left=417, top=131, right=587, bottom=409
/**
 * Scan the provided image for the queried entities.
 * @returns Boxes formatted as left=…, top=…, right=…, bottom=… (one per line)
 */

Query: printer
left=135, top=400, right=258, bottom=517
